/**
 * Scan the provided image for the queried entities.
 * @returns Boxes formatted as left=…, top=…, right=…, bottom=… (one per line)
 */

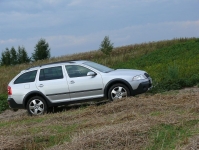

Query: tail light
left=8, top=86, right=12, bottom=95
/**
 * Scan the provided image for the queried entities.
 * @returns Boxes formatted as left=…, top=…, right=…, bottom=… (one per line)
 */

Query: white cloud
left=0, top=39, right=19, bottom=44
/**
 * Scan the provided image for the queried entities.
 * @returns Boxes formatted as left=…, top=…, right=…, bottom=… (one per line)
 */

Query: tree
left=0, top=46, right=30, bottom=66
left=1, top=51, right=7, bottom=66
left=1, top=48, right=11, bottom=66
left=99, top=36, right=114, bottom=56
left=32, top=38, right=50, bottom=61
left=10, top=47, right=17, bottom=65
left=17, top=46, right=30, bottom=64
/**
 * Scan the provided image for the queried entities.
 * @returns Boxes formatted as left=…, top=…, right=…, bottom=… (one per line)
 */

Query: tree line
left=0, top=38, right=50, bottom=66
left=1, top=36, right=114, bottom=66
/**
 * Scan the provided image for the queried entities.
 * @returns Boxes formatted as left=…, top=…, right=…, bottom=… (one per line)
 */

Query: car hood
left=107, top=69, right=145, bottom=76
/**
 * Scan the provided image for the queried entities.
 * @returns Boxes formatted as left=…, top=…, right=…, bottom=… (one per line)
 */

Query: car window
left=39, top=66, right=63, bottom=81
left=83, top=61, right=114, bottom=73
left=14, top=70, right=37, bottom=84
left=65, top=65, right=92, bottom=78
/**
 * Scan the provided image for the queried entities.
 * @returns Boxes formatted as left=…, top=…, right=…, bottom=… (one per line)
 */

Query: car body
left=7, top=60, right=152, bottom=115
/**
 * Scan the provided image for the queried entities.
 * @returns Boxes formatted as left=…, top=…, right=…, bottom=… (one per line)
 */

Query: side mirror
left=87, top=71, right=96, bottom=76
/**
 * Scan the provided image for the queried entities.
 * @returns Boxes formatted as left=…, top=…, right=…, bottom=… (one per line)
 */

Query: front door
left=65, top=65, right=104, bottom=100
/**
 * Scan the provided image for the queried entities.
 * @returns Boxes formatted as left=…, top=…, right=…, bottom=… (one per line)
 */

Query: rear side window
left=39, top=66, right=63, bottom=81
left=14, top=70, right=37, bottom=84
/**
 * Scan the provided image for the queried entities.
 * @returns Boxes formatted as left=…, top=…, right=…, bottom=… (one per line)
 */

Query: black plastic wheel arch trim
left=104, top=79, right=133, bottom=99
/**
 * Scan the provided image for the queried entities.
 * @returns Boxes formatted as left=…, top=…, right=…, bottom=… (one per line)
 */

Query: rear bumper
left=7, top=98, right=24, bottom=109
left=131, top=80, right=152, bottom=96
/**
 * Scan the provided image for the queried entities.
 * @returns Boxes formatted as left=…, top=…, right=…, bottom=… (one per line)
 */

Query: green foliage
left=147, top=120, right=199, bottom=150
left=114, top=38, right=199, bottom=92
left=0, top=94, right=8, bottom=113
left=32, top=38, right=51, bottom=61
left=99, top=36, right=114, bottom=56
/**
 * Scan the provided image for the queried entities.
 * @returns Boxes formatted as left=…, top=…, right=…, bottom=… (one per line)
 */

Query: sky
left=0, top=0, right=199, bottom=57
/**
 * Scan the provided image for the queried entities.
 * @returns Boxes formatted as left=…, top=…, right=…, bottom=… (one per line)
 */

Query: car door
left=36, top=66, right=71, bottom=102
left=65, top=65, right=104, bottom=100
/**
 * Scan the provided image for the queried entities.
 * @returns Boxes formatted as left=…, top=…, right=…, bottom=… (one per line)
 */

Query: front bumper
left=131, top=80, right=152, bottom=96
left=7, top=98, right=24, bottom=109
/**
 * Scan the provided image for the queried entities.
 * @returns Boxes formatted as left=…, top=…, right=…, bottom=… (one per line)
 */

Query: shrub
left=0, top=94, right=8, bottom=113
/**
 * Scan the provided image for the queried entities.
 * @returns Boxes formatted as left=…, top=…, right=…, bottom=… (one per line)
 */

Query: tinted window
left=39, top=66, right=63, bottom=81
left=14, top=70, right=37, bottom=84
left=65, top=65, right=92, bottom=78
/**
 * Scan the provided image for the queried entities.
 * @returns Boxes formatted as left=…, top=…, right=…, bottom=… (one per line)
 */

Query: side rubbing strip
left=70, top=88, right=103, bottom=94
left=46, top=92, right=69, bottom=96
left=46, top=88, right=102, bottom=96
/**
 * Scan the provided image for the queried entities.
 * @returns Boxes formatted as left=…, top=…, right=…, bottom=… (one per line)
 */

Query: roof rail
left=26, top=60, right=81, bottom=70
left=41, top=60, right=76, bottom=66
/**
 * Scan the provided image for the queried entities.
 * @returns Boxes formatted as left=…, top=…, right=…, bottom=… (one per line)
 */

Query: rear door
left=65, top=65, right=104, bottom=100
left=36, top=66, right=71, bottom=102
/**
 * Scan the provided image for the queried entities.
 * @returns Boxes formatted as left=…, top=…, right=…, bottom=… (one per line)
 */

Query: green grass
left=150, top=111, right=161, bottom=116
left=32, top=124, right=78, bottom=147
left=147, top=120, right=199, bottom=150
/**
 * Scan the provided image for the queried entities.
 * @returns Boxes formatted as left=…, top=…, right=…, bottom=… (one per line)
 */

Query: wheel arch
left=104, top=79, right=133, bottom=99
left=22, top=91, right=50, bottom=108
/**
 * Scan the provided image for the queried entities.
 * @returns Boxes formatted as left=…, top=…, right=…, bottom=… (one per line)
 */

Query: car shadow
left=47, top=99, right=110, bottom=114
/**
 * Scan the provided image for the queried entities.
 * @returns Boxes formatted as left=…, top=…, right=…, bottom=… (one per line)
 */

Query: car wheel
left=27, top=96, right=47, bottom=115
left=108, top=83, right=130, bottom=101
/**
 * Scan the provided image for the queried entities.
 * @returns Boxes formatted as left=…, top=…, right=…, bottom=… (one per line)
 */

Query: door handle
left=38, top=84, right=44, bottom=87
left=70, top=80, right=75, bottom=84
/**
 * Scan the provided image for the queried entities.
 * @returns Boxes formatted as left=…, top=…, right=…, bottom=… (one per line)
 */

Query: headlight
left=132, top=74, right=146, bottom=80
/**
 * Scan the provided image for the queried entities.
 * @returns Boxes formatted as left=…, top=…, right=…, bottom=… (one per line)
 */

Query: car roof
left=25, top=60, right=88, bottom=71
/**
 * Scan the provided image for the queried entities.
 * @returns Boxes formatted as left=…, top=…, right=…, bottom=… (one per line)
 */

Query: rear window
left=39, top=66, right=63, bottom=81
left=14, top=70, right=37, bottom=84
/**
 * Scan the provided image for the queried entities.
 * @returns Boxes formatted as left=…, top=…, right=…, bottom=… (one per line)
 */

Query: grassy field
left=0, top=37, right=199, bottom=149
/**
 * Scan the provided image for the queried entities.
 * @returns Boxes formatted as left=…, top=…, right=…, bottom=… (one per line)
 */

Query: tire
left=108, top=83, right=130, bottom=101
left=27, top=96, right=47, bottom=116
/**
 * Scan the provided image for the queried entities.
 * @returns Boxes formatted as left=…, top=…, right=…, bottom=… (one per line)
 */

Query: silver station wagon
left=7, top=60, right=152, bottom=115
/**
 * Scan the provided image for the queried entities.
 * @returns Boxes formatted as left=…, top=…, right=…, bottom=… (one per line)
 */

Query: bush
left=0, top=94, right=8, bottom=113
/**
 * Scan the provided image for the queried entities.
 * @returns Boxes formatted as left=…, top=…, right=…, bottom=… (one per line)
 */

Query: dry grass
left=0, top=88, right=199, bottom=149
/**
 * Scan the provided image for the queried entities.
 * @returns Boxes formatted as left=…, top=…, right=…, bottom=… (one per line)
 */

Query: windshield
left=83, top=61, right=114, bottom=73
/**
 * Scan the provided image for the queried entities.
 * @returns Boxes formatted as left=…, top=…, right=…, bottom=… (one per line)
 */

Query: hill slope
left=0, top=88, right=199, bottom=149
